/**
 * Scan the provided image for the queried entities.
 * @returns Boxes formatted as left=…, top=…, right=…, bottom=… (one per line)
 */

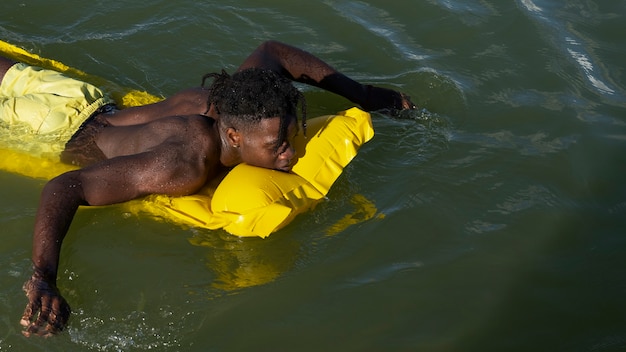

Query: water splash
left=68, top=307, right=190, bottom=351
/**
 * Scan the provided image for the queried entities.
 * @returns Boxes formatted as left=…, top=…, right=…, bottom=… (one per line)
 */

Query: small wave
left=429, top=0, right=498, bottom=25
left=493, top=184, right=562, bottom=214
left=323, top=1, right=427, bottom=61
left=519, top=0, right=542, bottom=14
left=516, top=0, right=622, bottom=100
left=566, top=47, right=615, bottom=95
left=338, top=261, right=424, bottom=289
left=451, top=129, right=578, bottom=157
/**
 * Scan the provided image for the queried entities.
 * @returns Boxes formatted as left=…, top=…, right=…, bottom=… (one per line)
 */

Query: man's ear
left=226, top=127, right=241, bottom=148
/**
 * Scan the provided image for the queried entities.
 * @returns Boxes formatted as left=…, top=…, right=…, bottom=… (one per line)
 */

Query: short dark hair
left=202, top=68, right=306, bottom=150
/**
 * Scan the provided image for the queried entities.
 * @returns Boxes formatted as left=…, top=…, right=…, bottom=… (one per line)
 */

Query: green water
left=1, top=0, right=625, bottom=351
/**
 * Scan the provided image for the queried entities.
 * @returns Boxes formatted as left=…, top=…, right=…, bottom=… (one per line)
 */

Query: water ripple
left=428, top=0, right=498, bottom=24
left=338, top=261, right=424, bottom=289
left=323, top=1, right=427, bottom=61
left=451, top=129, right=578, bottom=156
left=516, top=0, right=624, bottom=101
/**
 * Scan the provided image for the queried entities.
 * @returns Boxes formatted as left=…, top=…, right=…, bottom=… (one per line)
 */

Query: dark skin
left=1, top=40, right=416, bottom=336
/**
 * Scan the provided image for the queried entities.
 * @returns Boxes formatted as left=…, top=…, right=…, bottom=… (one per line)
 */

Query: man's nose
left=280, top=145, right=296, bottom=160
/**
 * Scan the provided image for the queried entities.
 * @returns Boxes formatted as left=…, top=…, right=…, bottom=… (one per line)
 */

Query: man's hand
left=361, top=85, right=417, bottom=113
left=20, top=275, right=71, bottom=337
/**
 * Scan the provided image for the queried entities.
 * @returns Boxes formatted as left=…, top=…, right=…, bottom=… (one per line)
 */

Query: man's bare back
left=93, top=114, right=221, bottom=198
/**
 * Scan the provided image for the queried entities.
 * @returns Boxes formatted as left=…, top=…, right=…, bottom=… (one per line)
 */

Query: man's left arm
left=237, top=40, right=416, bottom=112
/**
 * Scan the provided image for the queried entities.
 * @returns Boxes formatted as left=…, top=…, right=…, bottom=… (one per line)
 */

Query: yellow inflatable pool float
left=0, top=40, right=376, bottom=238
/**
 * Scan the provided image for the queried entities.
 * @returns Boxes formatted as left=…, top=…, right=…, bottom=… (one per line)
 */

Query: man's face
left=238, top=116, right=298, bottom=172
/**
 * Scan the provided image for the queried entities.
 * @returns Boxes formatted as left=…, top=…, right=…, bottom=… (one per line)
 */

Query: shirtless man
left=0, top=40, right=415, bottom=337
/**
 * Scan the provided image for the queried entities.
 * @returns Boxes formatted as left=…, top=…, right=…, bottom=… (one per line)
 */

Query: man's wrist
left=31, top=265, right=57, bottom=283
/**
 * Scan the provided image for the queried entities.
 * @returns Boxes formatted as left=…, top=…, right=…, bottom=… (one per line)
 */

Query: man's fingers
left=23, top=321, right=53, bottom=338
left=34, top=295, right=52, bottom=327
left=49, top=299, right=71, bottom=332
left=21, top=277, right=38, bottom=326
left=20, top=301, right=38, bottom=327
left=21, top=276, right=71, bottom=337
left=22, top=298, right=71, bottom=337
left=21, top=311, right=64, bottom=337
left=400, top=93, right=417, bottom=110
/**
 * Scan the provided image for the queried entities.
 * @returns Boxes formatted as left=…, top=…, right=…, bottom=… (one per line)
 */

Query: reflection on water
left=189, top=230, right=299, bottom=291
left=186, top=193, right=382, bottom=291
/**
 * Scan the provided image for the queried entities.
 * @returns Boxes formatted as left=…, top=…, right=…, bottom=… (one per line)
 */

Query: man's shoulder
left=160, top=87, right=211, bottom=117
left=168, top=114, right=218, bottom=145
left=170, top=87, right=211, bottom=104
left=182, top=114, right=216, bottom=129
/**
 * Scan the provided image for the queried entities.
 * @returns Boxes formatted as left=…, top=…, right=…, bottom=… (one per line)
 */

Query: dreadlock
left=201, top=68, right=307, bottom=151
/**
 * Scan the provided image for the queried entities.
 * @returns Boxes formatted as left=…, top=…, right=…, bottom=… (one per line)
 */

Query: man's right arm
left=21, top=141, right=209, bottom=336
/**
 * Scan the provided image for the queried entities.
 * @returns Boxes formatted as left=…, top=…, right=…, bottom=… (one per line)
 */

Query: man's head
left=202, top=68, right=306, bottom=171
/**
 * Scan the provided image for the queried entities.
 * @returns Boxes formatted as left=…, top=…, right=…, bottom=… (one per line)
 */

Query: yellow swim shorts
left=0, top=63, right=114, bottom=158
